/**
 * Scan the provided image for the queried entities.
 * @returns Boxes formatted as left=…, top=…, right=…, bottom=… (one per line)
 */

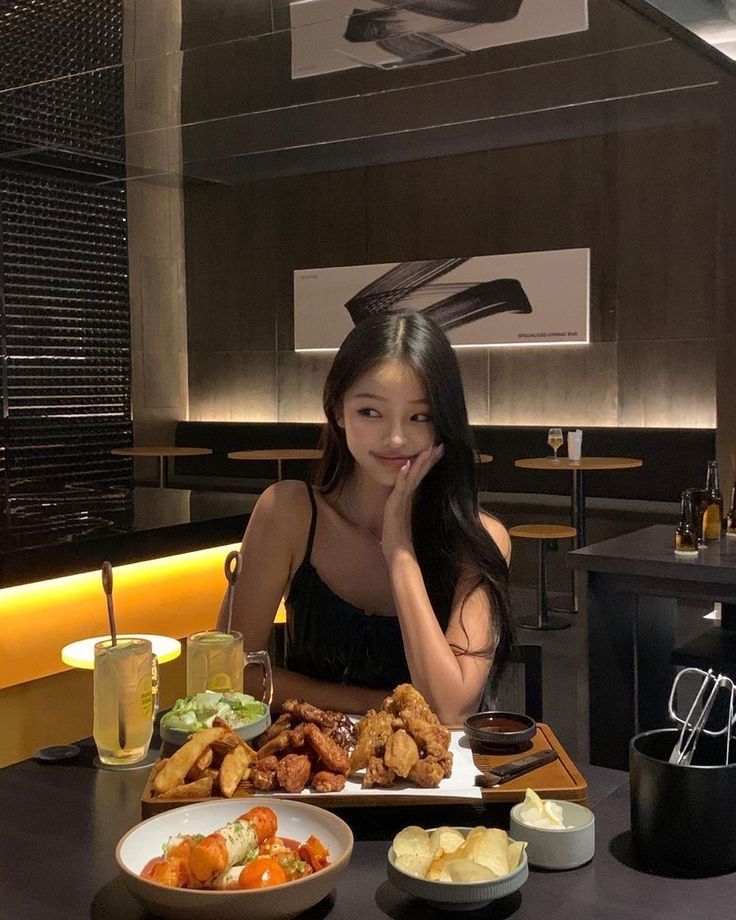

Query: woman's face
left=338, top=358, right=436, bottom=487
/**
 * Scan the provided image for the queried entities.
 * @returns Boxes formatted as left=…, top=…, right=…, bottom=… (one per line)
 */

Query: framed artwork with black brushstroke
left=294, top=248, right=590, bottom=349
left=290, top=0, right=589, bottom=79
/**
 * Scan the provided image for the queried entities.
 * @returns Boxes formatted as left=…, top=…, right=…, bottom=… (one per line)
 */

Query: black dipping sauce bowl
left=464, top=711, right=537, bottom=750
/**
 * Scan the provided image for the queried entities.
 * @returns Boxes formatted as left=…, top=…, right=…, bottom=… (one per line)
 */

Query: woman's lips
left=372, top=453, right=418, bottom=468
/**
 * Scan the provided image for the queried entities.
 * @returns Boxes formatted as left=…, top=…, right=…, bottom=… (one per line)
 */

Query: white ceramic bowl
left=159, top=705, right=271, bottom=747
left=509, top=800, right=595, bottom=870
left=116, top=797, right=353, bottom=920
left=386, top=827, right=529, bottom=912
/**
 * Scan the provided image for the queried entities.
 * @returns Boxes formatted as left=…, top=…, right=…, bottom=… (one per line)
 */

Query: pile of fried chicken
left=251, top=699, right=357, bottom=793
left=251, top=684, right=452, bottom=794
left=350, top=684, right=452, bottom=788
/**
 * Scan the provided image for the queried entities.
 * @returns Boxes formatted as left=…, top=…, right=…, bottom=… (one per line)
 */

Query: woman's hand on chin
left=381, top=443, right=444, bottom=561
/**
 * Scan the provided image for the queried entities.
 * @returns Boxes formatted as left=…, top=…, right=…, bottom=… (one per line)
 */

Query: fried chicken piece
left=276, top=753, right=312, bottom=793
left=277, top=701, right=358, bottom=750
left=408, top=755, right=445, bottom=788
left=324, top=714, right=358, bottom=750
left=349, top=710, right=394, bottom=772
left=363, top=755, right=396, bottom=788
left=258, top=724, right=307, bottom=759
left=257, top=713, right=293, bottom=747
left=311, top=770, right=347, bottom=793
left=282, top=700, right=341, bottom=731
left=383, top=729, right=420, bottom=779
left=401, top=712, right=451, bottom=757
left=382, top=684, right=439, bottom=724
left=252, top=755, right=279, bottom=791
left=303, top=723, right=350, bottom=774
left=257, top=730, right=292, bottom=759
left=434, top=748, right=454, bottom=778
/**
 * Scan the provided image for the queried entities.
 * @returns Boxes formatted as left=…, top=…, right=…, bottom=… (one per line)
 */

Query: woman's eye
left=357, top=407, right=380, bottom=418
left=412, top=413, right=433, bottom=423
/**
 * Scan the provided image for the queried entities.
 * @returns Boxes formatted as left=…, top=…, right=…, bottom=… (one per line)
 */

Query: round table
left=514, top=457, right=643, bottom=548
left=228, top=450, right=493, bottom=481
left=228, top=448, right=324, bottom=481
left=111, top=447, right=212, bottom=488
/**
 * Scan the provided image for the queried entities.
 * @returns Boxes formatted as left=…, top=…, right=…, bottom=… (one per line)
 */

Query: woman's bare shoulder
left=480, top=511, right=511, bottom=563
left=249, top=480, right=314, bottom=530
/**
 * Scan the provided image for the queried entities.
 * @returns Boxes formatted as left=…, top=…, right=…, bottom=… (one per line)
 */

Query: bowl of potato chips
left=386, top=824, right=528, bottom=911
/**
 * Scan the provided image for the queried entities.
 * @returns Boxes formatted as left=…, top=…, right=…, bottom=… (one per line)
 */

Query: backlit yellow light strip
left=0, top=543, right=240, bottom=690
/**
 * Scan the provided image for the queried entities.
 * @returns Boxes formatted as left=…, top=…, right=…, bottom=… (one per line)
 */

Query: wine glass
left=547, top=427, right=563, bottom=462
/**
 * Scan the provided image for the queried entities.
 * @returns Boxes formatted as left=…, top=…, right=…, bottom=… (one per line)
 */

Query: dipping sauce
left=463, top=711, right=537, bottom=748
left=471, top=716, right=529, bottom=733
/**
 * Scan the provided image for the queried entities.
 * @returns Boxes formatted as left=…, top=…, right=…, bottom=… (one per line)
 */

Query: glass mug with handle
left=547, top=427, right=564, bottom=462
left=186, top=629, right=273, bottom=706
left=93, top=637, right=158, bottom=766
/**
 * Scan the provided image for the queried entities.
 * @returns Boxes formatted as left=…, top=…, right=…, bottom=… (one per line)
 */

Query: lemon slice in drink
left=209, top=672, right=232, bottom=692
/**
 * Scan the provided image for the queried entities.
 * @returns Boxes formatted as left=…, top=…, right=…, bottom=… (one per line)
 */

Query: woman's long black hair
left=316, top=310, right=514, bottom=688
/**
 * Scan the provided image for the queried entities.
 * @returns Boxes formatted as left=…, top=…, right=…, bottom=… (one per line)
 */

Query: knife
left=475, top=749, right=558, bottom=788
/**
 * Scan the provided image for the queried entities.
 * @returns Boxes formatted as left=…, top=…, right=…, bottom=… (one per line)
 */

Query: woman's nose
left=385, top=422, right=407, bottom=448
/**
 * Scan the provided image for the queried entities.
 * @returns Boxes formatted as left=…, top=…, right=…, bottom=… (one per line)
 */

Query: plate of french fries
left=146, top=725, right=258, bottom=807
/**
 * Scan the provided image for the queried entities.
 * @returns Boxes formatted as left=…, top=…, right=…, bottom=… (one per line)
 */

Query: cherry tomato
left=239, top=857, right=287, bottom=889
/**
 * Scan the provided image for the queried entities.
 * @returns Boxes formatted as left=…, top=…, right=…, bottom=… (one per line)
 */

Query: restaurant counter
left=2, top=743, right=734, bottom=920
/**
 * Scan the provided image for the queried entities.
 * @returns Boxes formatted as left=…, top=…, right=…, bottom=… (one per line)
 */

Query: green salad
left=161, top=691, right=267, bottom=732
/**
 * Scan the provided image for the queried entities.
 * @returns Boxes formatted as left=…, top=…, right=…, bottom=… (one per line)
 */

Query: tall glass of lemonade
left=93, top=638, right=157, bottom=766
left=187, top=629, right=245, bottom=694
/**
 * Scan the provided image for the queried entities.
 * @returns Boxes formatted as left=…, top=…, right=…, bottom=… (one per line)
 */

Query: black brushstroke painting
left=344, top=260, right=533, bottom=332
left=343, top=1, right=524, bottom=67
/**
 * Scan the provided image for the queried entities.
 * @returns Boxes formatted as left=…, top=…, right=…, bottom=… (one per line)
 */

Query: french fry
left=186, top=746, right=214, bottom=782
left=219, top=745, right=251, bottom=797
left=157, top=774, right=214, bottom=800
left=154, top=728, right=227, bottom=794
left=151, top=757, right=169, bottom=777
left=211, top=736, right=240, bottom=758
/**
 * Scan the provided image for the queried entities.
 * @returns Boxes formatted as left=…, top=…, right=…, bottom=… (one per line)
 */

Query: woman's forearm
left=387, top=548, right=479, bottom=723
left=268, top=667, right=387, bottom=715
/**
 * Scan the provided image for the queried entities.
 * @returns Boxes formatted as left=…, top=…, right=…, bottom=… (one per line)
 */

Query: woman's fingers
left=404, top=443, right=444, bottom=491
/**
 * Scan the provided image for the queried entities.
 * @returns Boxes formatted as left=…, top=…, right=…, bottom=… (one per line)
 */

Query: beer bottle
left=726, top=477, right=736, bottom=539
left=703, top=460, right=723, bottom=541
left=674, top=490, right=699, bottom=555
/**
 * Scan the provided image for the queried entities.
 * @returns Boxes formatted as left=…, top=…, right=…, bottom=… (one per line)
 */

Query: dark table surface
left=2, top=739, right=736, bottom=920
left=569, top=524, right=736, bottom=587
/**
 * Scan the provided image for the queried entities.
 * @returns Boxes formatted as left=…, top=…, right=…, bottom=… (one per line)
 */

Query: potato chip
left=464, top=828, right=510, bottom=877
left=392, top=826, right=431, bottom=859
left=429, top=826, right=465, bottom=857
left=395, top=853, right=433, bottom=878
left=445, top=859, right=497, bottom=883
left=506, top=840, right=527, bottom=871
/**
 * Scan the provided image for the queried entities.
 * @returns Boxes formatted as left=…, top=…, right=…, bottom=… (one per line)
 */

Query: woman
left=219, top=310, right=512, bottom=724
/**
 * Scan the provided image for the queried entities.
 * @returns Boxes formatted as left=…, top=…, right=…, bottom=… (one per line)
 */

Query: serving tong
left=668, top=667, right=736, bottom=766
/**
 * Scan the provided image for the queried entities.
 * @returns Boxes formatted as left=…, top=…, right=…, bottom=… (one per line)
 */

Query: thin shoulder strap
left=303, top=481, right=318, bottom=563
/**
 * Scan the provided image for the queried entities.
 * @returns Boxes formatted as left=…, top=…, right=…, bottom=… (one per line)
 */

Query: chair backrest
left=482, top=643, right=543, bottom=722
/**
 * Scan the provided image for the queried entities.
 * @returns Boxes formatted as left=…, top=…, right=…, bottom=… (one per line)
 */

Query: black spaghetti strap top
left=284, top=483, right=411, bottom=690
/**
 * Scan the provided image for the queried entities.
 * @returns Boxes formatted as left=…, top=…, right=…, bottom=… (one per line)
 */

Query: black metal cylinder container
left=630, top=728, right=736, bottom=876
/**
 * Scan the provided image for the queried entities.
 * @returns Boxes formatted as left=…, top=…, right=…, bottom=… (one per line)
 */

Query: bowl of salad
left=160, top=691, right=271, bottom=747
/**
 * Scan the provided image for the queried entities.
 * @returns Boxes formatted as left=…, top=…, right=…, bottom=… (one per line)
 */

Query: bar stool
left=509, top=524, right=577, bottom=631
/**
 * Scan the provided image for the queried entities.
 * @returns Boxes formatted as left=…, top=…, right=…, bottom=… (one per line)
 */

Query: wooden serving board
left=141, top=722, right=585, bottom=816
left=476, top=722, right=587, bottom=804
